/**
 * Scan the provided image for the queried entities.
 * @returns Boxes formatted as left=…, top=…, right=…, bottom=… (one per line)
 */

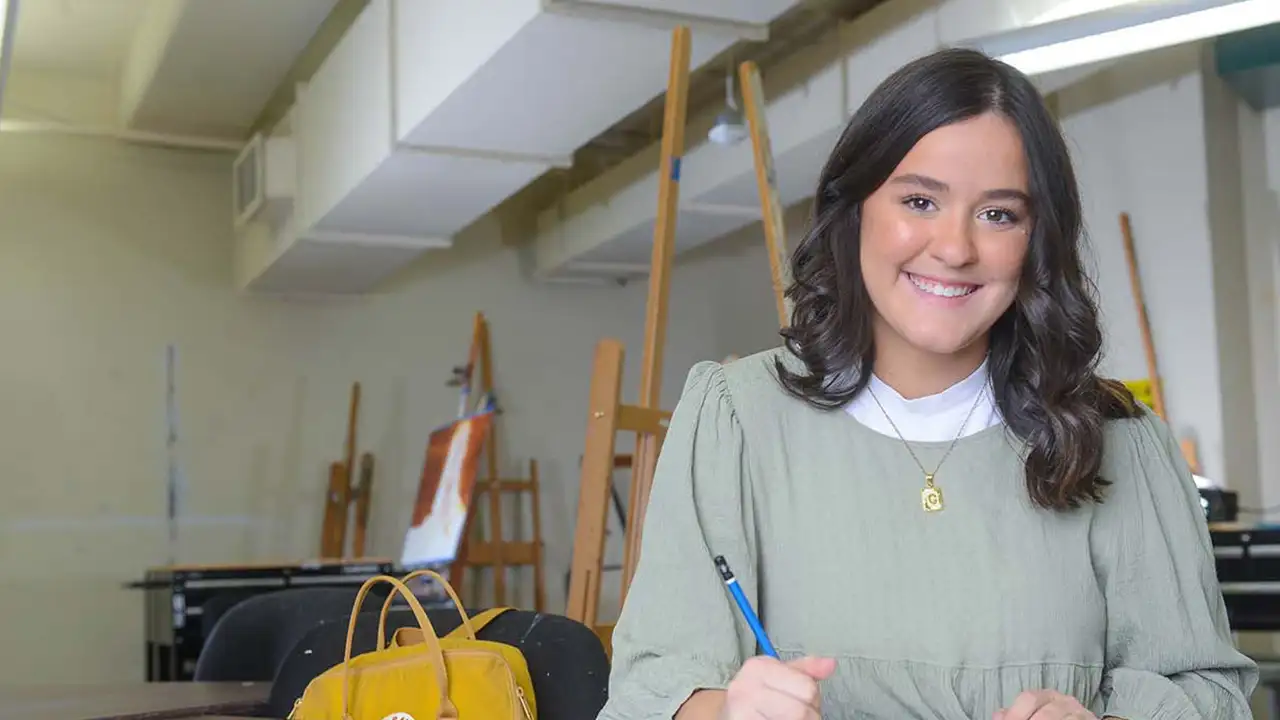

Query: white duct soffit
left=232, top=0, right=803, bottom=295
left=118, top=0, right=341, bottom=139
left=530, top=0, right=1136, bottom=283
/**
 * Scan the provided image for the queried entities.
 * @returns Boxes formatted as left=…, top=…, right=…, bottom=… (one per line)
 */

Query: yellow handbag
left=288, top=571, right=536, bottom=719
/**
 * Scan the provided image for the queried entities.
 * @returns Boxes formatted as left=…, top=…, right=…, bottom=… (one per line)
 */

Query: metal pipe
left=0, top=0, right=20, bottom=119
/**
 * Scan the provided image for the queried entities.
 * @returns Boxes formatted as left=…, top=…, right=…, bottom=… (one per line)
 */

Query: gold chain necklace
left=867, top=381, right=986, bottom=513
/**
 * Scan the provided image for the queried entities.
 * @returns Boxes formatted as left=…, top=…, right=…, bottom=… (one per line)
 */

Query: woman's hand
left=718, top=655, right=836, bottom=720
left=994, top=690, right=1098, bottom=720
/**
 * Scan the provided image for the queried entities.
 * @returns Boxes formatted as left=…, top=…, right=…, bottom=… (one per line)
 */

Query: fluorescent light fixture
left=965, top=0, right=1280, bottom=76
left=0, top=0, right=17, bottom=119
left=1034, top=0, right=1146, bottom=24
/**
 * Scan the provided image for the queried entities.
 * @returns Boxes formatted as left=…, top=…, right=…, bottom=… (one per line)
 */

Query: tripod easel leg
left=621, top=24, right=692, bottom=600
left=740, top=60, right=791, bottom=328
left=566, top=339, right=626, bottom=628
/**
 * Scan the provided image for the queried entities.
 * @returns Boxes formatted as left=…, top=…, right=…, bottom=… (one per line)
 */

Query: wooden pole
left=350, top=452, right=375, bottom=557
left=475, top=315, right=506, bottom=604
left=321, top=462, right=346, bottom=557
left=566, top=340, right=627, bottom=627
left=620, top=25, right=692, bottom=599
left=1118, top=212, right=1165, bottom=419
left=740, top=60, right=791, bottom=328
left=449, top=313, right=507, bottom=602
left=1119, top=213, right=1200, bottom=474
left=529, top=459, right=546, bottom=613
left=321, top=382, right=361, bottom=557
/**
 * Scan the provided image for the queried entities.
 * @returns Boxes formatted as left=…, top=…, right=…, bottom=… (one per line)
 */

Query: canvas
left=400, top=410, right=494, bottom=568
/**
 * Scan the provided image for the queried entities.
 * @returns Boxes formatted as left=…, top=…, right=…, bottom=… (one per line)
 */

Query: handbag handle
left=376, top=568, right=475, bottom=648
left=343, top=575, right=457, bottom=720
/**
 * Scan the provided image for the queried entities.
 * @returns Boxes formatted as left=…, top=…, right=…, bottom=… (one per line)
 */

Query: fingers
left=751, top=689, right=823, bottom=720
left=724, top=656, right=831, bottom=720
left=995, top=690, right=1094, bottom=720
left=998, top=689, right=1051, bottom=720
left=787, top=656, right=837, bottom=680
left=746, top=657, right=823, bottom=707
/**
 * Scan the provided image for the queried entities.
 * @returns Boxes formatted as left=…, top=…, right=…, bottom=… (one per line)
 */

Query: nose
left=927, top=215, right=978, bottom=268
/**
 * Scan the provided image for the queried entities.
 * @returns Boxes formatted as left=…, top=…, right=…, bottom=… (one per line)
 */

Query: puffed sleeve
left=597, top=361, right=758, bottom=720
left=1091, top=411, right=1258, bottom=719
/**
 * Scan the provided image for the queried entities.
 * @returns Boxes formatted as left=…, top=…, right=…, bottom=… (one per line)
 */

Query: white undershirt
left=844, top=359, right=1003, bottom=442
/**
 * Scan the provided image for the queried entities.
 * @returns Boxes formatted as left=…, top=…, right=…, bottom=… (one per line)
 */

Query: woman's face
left=860, top=112, right=1032, bottom=363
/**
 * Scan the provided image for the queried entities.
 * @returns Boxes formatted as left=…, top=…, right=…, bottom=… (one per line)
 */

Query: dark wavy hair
left=775, top=47, right=1140, bottom=511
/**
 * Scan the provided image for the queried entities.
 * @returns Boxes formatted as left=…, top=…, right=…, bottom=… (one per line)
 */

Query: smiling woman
left=777, top=48, right=1131, bottom=514
left=598, top=48, right=1258, bottom=720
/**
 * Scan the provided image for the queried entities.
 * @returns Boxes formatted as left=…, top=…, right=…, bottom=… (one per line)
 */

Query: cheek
left=861, top=209, right=927, bottom=270
left=983, top=240, right=1029, bottom=287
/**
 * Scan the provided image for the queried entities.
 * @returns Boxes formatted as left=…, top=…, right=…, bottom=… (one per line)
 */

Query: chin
left=892, top=314, right=990, bottom=357
left=901, top=332, right=981, bottom=357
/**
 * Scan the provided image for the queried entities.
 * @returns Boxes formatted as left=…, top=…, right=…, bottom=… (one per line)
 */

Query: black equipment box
left=127, top=558, right=397, bottom=681
left=1212, top=526, right=1280, bottom=631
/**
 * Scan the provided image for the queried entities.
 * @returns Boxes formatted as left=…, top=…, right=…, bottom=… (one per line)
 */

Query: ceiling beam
left=247, top=0, right=368, bottom=138
left=118, top=0, right=186, bottom=131
left=541, top=0, right=770, bottom=41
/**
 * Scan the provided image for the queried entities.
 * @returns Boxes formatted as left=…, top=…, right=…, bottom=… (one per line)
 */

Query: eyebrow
left=889, top=173, right=1031, bottom=204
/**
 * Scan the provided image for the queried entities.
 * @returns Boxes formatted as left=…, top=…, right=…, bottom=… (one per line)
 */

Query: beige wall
left=1053, top=46, right=1280, bottom=513
left=0, top=133, right=782, bottom=683
left=1056, top=46, right=1228, bottom=482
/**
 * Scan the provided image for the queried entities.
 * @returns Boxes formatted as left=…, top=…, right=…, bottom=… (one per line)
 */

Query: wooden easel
left=1119, top=212, right=1202, bottom=474
left=449, top=312, right=546, bottom=611
left=565, top=27, right=690, bottom=637
left=565, top=33, right=791, bottom=644
left=320, top=382, right=375, bottom=558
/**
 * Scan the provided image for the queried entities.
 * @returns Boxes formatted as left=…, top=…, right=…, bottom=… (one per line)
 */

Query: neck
left=872, top=337, right=989, bottom=400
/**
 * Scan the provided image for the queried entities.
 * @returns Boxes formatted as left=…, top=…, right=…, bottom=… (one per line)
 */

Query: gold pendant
left=921, top=473, right=943, bottom=513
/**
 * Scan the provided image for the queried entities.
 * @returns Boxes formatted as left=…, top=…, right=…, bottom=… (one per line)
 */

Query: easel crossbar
left=616, top=405, right=671, bottom=436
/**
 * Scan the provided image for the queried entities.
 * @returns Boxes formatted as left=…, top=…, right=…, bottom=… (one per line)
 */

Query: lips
left=906, top=272, right=979, bottom=298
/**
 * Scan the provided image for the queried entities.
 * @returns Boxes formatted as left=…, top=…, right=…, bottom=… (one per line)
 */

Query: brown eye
left=904, top=196, right=936, bottom=212
left=981, top=208, right=1018, bottom=225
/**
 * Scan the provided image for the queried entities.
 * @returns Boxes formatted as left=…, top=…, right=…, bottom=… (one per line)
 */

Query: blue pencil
left=714, top=555, right=779, bottom=658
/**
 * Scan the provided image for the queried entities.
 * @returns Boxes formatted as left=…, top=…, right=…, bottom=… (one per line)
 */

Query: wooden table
left=2, top=681, right=270, bottom=720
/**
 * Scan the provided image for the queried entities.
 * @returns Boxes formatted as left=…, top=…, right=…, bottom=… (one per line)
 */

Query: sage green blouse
left=599, top=349, right=1257, bottom=719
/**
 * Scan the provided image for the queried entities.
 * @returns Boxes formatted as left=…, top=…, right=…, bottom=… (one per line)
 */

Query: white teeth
left=909, top=273, right=975, bottom=298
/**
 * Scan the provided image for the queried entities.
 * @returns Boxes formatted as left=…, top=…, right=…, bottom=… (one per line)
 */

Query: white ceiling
left=6, top=0, right=338, bottom=139
left=125, top=0, right=341, bottom=138
left=10, top=0, right=150, bottom=80
left=3, top=0, right=826, bottom=295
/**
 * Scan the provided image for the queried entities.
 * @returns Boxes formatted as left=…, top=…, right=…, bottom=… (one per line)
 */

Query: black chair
left=269, top=607, right=610, bottom=720
left=193, top=586, right=388, bottom=682
left=199, top=589, right=262, bottom=641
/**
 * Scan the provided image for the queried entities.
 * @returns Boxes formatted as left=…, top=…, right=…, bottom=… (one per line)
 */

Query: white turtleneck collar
left=845, top=359, right=1002, bottom=442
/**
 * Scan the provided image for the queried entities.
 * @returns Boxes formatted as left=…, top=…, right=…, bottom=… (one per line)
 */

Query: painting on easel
left=400, top=409, right=495, bottom=569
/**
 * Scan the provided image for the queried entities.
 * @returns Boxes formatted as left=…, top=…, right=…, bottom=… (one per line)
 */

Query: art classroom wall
left=0, top=133, right=781, bottom=683
left=6, top=40, right=1280, bottom=685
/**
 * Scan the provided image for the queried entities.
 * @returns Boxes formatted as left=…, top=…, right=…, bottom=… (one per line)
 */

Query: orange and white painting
left=400, top=411, right=493, bottom=568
